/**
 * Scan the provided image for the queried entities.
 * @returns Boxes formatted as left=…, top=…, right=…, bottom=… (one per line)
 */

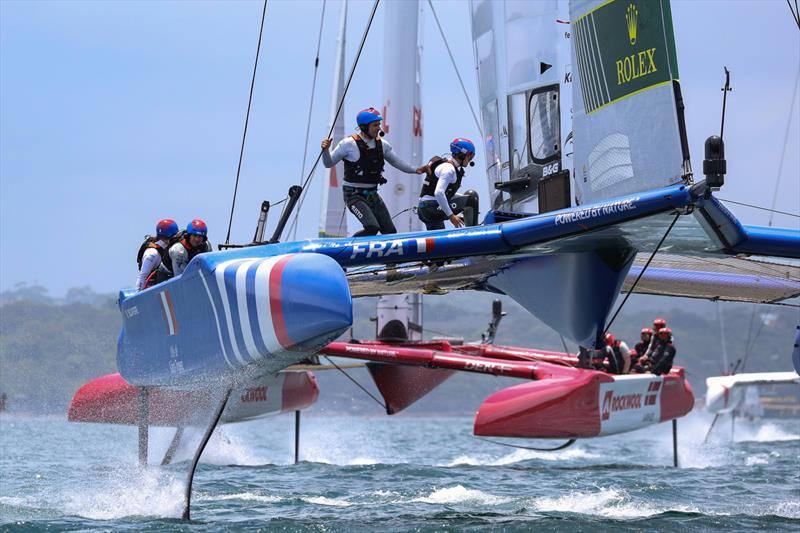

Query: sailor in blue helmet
left=136, top=218, right=179, bottom=290
left=169, top=219, right=213, bottom=276
left=321, top=107, right=427, bottom=237
left=417, top=138, right=480, bottom=230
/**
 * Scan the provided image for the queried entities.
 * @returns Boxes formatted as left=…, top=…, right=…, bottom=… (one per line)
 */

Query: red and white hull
left=68, top=370, right=319, bottom=427
left=475, top=369, right=693, bottom=439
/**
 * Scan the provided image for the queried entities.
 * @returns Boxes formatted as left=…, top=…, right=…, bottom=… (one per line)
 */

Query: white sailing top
left=136, top=238, right=168, bottom=290
left=323, top=133, right=417, bottom=187
left=420, top=160, right=459, bottom=217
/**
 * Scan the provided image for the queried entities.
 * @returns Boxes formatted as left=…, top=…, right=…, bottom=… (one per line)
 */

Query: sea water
left=1, top=411, right=798, bottom=531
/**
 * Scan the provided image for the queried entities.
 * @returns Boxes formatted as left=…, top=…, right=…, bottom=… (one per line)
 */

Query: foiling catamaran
left=68, top=0, right=799, bottom=519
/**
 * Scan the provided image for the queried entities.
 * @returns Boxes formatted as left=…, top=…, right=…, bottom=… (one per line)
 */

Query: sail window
left=507, top=83, right=561, bottom=183
left=528, top=87, right=560, bottom=164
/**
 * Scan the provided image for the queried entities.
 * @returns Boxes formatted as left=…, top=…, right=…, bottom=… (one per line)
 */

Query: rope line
left=604, top=213, right=681, bottom=336
left=323, top=355, right=387, bottom=410
left=427, top=0, right=481, bottom=132
left=225, top=0, right=269, bottom=245
left=717, top=197, right=799, bottom=219
left=284, top=0, right=381, bottom=241
left=768, top=66, right=799, bottom=226
left=290, top=0, right=328, bottom=241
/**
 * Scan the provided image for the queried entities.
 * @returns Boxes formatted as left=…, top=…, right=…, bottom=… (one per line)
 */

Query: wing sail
left=570, top=0, right=690, bottom=204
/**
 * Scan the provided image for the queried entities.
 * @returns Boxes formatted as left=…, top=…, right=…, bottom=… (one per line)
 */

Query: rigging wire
left=427, top=0, right=482, bottom=133
left=285, top=0, right=382, bottom=241
left=603, top=213, right=682, bottom=336
left=768, top=66, right=799, bottom=227
left=225, top=0, right=269, bottom=245
left=716, top=197, right=799, bottom=219
left=739, top=68, right=799, bottom=364
left=322, top=355, right=387, bottom=410
left=787, top=0, right=800, bottom=29
left=289, top=0, right=328, bottom=241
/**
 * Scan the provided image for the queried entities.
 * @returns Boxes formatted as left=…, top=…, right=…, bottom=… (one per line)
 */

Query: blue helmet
left=356, top=107, right=382, bottom=126
left=156, top=218, right=179, bottom=239
left=186, top=219, right=208, bottom=237
left=450, top=137, right=476, bottom=157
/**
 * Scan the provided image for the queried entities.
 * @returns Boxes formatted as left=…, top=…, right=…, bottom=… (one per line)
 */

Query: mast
left=469, top=0, right=567, bottom=214
left=377, top=0, right=424, bottom=341
left=319, top=0, right=348, bottom=238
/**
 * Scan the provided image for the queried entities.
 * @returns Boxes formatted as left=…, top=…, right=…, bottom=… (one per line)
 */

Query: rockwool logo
left=241, top=387, right=267, bottom=403
left=601, top=391, right=643, bottom=421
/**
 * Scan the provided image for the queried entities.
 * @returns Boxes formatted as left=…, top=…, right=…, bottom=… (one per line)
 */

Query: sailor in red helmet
left=643, top=317, right=668, bottom=360
left=647, top=327, right=677, bottom=375
left=321, top=107, right=427, bottom=237
left=136, top=218, right=179, bottom=290
left=603, top=332, right=631, bottom=374
left=632, top=327, right=653, bottom=372
left=169, top=219, right=213, bottom=276
left=417, top=138, right=480, bottom=230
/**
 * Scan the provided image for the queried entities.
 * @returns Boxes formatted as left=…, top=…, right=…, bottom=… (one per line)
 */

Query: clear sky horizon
left=1, top=0, right=798, bottom=296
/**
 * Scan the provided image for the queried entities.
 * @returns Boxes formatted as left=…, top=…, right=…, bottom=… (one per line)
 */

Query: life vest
left=180, top=237, right=208, bottom=263
left=343, top=134, right=385, bottom=185
left=419, top=156, right=464, bottom=200
left=136, top=236, right=168, bottom=270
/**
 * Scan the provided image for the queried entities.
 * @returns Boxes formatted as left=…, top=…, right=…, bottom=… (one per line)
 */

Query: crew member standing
left=321, top=107, right=427, bottom=237
left=417, top=138, right=480, bottom=230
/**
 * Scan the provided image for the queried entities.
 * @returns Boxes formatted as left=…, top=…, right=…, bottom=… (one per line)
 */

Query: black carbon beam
left=182, top=388, right=232, bottom=521
left=672, top=419, right=679, bottom=468
left=161, top=427, right=185, bottom=466
left=294, top=410, right=301, bottom=464
left=137, top=387, right=149, bottom=467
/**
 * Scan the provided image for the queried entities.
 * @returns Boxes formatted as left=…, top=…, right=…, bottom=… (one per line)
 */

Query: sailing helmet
left=356, top=107, right=382, bottom=127
left=657, top=327, right=673, bottom=341
left=641, top=327, right=653, bottom=340
left=653, top=318, right=667, bottom=330
left=156, top=219, right=179, bottom=239
left=450, top=137, right=476, bottom=157
left=605, top=332, right=616, bottom=346
left=186, top=219, right=208, bottom=237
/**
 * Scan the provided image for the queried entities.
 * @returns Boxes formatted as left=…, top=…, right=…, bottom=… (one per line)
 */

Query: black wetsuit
left=649, top=342, right=676, bottom=375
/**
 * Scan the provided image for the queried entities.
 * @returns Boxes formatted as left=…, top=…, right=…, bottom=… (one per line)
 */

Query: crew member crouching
left=169, top=219, right=213, bottom=276
left=136, top=218, right=179, bottom=291
left=603, top=333, right=631, bottom=374
left=417, top=138, right=479, bottom=230
left=648, top=327, right=677, bottom=375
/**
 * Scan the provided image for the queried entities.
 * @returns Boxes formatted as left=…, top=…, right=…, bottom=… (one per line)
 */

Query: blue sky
left=1, top=0, right=798, bottom=295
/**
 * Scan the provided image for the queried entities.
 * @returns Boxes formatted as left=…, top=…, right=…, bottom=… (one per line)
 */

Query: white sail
left=470, top=0, right=572, bottom=214
left=318, top=0, right=348, bottom=238
left=569, top=0, right=690, bottom=204
left=377, top=0, right=424, bottom=341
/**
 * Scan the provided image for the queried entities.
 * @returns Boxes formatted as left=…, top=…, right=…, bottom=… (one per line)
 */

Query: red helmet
left=641, top=327, right=653, bottom=340
left=629, top=348, right=638, bottom=357
left=657, top=327, right=672, bottom=340
left=653, top=318, right=667, bottom=330
left=605, top=333, right=616, bottom=345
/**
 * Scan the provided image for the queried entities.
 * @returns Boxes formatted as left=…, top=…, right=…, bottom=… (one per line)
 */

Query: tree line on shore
left=0, top=283, right=796, bottom=414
